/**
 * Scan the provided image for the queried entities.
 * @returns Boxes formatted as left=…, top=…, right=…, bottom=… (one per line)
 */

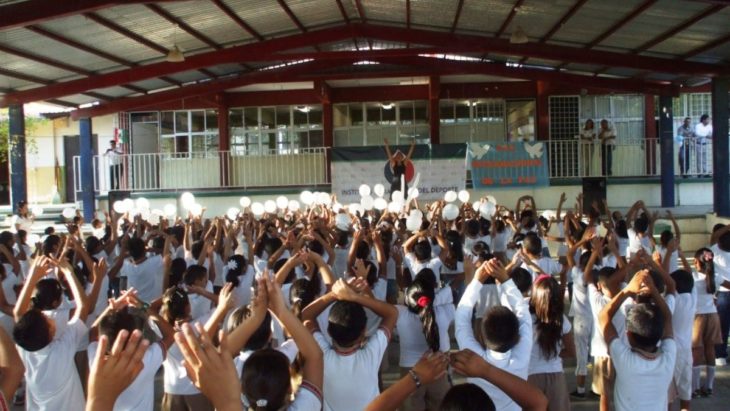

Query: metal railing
left=73, top=148, right=329, bottom=198
left=547, top=138, right=661, bottom=179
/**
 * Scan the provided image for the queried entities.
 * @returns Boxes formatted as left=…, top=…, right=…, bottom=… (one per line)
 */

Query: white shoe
left=715, top=358, right=727, bottom=366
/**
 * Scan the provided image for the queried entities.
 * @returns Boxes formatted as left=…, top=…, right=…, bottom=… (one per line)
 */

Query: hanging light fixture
left=166, top=24, right=185, bottom=62
left=510, top=25, right=529, bottom=44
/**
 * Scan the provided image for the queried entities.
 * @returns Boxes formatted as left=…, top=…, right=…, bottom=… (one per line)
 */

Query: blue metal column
left=8, top=104, right=26, bottom=208
left=712, top=77, right=730, bottom=217
left=79, top=117, right=95, bottom=221
left=658, top=95, right=674, bottom=207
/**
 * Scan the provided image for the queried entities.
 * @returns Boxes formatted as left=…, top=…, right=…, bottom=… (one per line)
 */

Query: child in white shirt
left=669, top=268, right=697, bottom=409
left=455, top=259, right=532, bottom=411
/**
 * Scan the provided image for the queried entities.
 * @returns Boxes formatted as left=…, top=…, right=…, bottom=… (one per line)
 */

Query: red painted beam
left=585, top=0, right=658, bottom=49
left=0, top=0, right=187, bottom=31
left=357, top=23, right=728, bottom=76
left=83, top=12, right=169, bottom=54
left=70, top=59, right=355, bottom=119
left=277, top=0, right=307, bottom=32
left=353, top=0, right=368, bottom=22
left=495, top=0, right=525, bottom=38
left=147, top=4, right=222, bottom=49
left=25, top=25, right=136, bottom=67
left=451, top=0, right=464, bottom=33
left=210, top=0, right=264, bottom=41
left=540, top=0, right=588, bottom=43
left=633, top=4, right=725, bottom=53
left=0, top=24, right=356, bottom=106
left=681, top=31, right=730, bottom=59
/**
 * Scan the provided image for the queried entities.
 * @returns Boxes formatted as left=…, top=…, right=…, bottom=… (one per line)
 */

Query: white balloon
left=163, top=203, right=177, bottom=217
left=348, top=203, right=363, bottom=216
left=361, top=195, right=374, bottom=211
left=264, top=200, right=277, bottom=214
left=122, top=199, right=135, bottom=214
left=139, top=208, right=151, bottom=221
left=288, top=200, right=301, bottom=212
left=276, top=196, right=289, bottom=210
left=335, top=213, right=351, bottom=231
left=444, top=190, right=458, bottom=203
left=407, top=187, right=419, bottom=199
left=406, top=215, right=422, bottom=232
left=317, top=192, right=331, bottom=206
left=458, top=190, right=470, bottom=203
left=387, top=201, right=401, bottom=213
left=27, top=234, right=40, bottom=245
left=472, top=201, right=481, bottom=212
left=374, top=198, right=388, bottom=210
left=189, top=203, right=203, bottom=217
left=31, top=205, right=44, bottom=216
left=373, top=184, right=385, bottom=198
left=480, top=202, right=496, bottom=219
left=391, top=190, right=404, bottom=203
left=227, top=207, right=239, bottom=220
left=180, top=192, right=195, bottom=208
left=135, top=197, right=150, bottom=210
left=486, top=195, right=497, bottom=205
left=332, top=202, right=342, bottom=213
left=62, top=207, right=76, bottom=219
left=239, top=196, right=251, bottom=208
left=301, top=190, right=314, bottom=205
left=148, top=212, right=161, bottom=226
left=251, top=202, right=265, bottom=216
left=359, top=184, right=371, bottom=197
left=442, top=203, right=459, bottom=220
left=410, top=209, right=424, bottom=220
left=113, top=201, right=126, bottom=214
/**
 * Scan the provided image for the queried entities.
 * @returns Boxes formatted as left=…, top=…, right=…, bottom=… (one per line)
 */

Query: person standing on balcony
left=579, top=119, right=597, bottom=176
left=384, top=138, right=416, bottom=200
left=694, top=114, right=713, bottom=176
left=677, top=117, right=695, bottom=177
left=598, top=119, right=616, bottom=176
left=104, top=140, right=124, bottom=190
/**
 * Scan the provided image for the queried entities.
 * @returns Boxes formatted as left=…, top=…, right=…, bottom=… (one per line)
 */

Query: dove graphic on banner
left=469, top=143, right=491, bottom=159
left=524, top=142, right=544, bottom=159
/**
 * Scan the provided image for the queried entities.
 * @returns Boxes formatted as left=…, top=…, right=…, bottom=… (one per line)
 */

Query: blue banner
left=468, top=141, right=549, bottom=188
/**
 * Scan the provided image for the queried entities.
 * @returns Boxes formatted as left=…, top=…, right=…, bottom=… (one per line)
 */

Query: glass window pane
left=414, top=101, right=428, bottom=124
left=440, top=101, right=455, bottom=123
left=308, top=106, right=322, bottom=127
left=175, top=112, right=189, bottom=133
left=160, top=111, right=174, bottom=135
left=176, top=135, right=189, bottom=154
left=366, top=103, right=380, bottom=126
left=309, top=130, right=323, bottom=147
left=455, top=103, right=470, bottom=123
left=191, top=111, right=205, bottom=132
left=206, top=133, right=219, bottom=153
left=276, top=106, right=290, bottom=129
left=400, top=102, right=414, bottom=125
left=381, top=105, right=396, bottom=125
left=205, top=110, right=218, bottom=132
left=244, top=108, right=258, bottom=129
left=334, top=104, right=349, bottom=127
left=350, top=103, right=364, bottom=126
left=160, top=136, right=174, bottom=154
left=293, top=107, right=308, bottom=128
left=261, top=132, right=275, bottom=152
left=191, top=135, right=205, bottom=152
left=261, top=108, right=275, bottom=130
left=229, top=110, right=243, bottom=128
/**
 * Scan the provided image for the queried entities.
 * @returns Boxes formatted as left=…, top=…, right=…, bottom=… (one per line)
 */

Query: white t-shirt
left=85, top=274, right=110, bottom=325
left=655, top=246, right=679, bottom=274
left=528, top=314, right=572, bottom=375
left=120, top=255, right=165, bottom=303
left=315, top=328, right=390, bottom=411
left=404, top=253, right=442, bottom=284
left=456, top=279, right=532, bottom=411
left=627, top=229, right=652, bottom=258
left=163, top=315, right=211, bottom=395
left=671, top=291, right=696, bottom=360
left=13, top=215, right=33, bottom=233
left=589, top=284, right=629, bottom=358
left=464, top=235, right=492, bottom=256
left=693, top=271, right=723, bottom=314
left=711, top=244, right=730, bottom=292
left=188, top=281, right=214, bottom=321
left=521, top=256, right=562, bottom=281
left=610, top=338, right=677, bottom=411
left=88, top=342, right=164, bottom=411
left=332, top=246, right=351, bottom=280
left=229, top=265, right=255, bottom=308
left=396, top=287, right=455, bottom=367
left=20, top=318, right=88, bottom=411
left=492, top=229, right=513, bottom=253
left=569, top=267, right=591, bottom=323
left=233, top=339, right=299, bottom=377
left=211, top=252, right=225, bottom=287
left=694, top=122, right=712, bottom=139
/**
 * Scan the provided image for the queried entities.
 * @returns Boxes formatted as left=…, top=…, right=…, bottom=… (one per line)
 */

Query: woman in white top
left=13, top=201, right=34, bottom=234
left=579, top=119, right=596, bottom=176
left=395, top=269, right=454, bottom=411
left=527, top=276, right=574, bottom=411
left=691, top=248, right=729, bottom=397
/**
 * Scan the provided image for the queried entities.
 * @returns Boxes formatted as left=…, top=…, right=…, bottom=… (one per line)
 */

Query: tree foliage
left=0, top=108, right=45, bottom=163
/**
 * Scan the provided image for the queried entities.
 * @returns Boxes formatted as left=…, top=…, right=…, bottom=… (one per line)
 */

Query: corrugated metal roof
left=156, top=1, right=255, bottom=47
left=222, top=0, right=302, bottom=38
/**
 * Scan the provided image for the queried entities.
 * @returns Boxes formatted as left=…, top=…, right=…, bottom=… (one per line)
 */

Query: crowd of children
left=0, top=192, right=728, bottom=411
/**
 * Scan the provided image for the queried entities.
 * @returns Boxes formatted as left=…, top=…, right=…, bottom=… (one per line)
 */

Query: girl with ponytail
left=691, top=248, right=729, bottom=396
left=527, top=276, right=574, bottom=410
left=225, top=254, right=255, bottom=307
left=395, top=268, right=455, bottom=411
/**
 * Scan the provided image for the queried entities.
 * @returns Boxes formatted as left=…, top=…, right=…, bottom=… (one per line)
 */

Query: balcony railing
left=73, top=148, right=328, bottom=198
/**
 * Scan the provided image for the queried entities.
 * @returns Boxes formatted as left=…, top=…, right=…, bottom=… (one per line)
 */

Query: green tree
left=0, top=108, right=44, bottom=162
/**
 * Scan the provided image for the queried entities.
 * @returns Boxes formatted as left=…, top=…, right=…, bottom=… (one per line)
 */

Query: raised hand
left=332, top=278, right=359, bottom=301
left=411, top=352, right=449, bottom=385
left=450, top=349, right=490, bottom=378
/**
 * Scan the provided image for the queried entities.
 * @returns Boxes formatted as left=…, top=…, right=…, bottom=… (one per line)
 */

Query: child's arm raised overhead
left=202, top=282, right=236, bottom=340
left=0, top=327, right=24, bottom=403
left=302, top=290, right=337, bottom=333
left=55, top=257, right=90, bottom=322
left=331, top=278, right=398, bottom=334
left=599, top=270, right=646, bottom=345
left=455, top=260, right=492, bottom=352
left=451, top=349, right=549, bottom=411
left=13, top=256, right=49, bottom=321
left=224, top=279, right=269, bottom=355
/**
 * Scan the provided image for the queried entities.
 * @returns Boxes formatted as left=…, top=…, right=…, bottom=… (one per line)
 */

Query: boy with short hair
left=455, top=258, right=532, bottom=411
left=600, top=270, right=677, bottom=411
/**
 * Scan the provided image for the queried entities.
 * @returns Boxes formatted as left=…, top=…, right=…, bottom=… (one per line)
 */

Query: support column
left=712, top=77, right=729, bottom=217
left=8, top=104, right=26, bottom=208
left=645, top=94, right=658, bottom=175
left=428, top=76, right=440, bottom=144
left=323, top=101, right=333, bottom=183
left=79, top=118, right=95, bottom=221
left=658, top=95, right=674, bottom=207
left=536, top=81, right=549, bottom=140
left=216, top=94, right=230, bottom=187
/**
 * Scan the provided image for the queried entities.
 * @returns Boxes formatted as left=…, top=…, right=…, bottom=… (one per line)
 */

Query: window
left=579, top=94, right=644, bottom=142
left=439, top=99, right=506, bottom=143
left=229, top=105, right=323, bottom=155
left=333, top=101, right=430, bottom=146
left=160, top=110, right=219, bottom=157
